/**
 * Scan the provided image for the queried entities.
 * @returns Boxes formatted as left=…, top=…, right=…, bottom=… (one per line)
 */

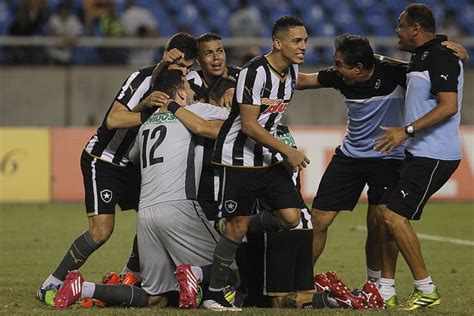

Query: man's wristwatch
left=404, top=123, right=415, bottom=137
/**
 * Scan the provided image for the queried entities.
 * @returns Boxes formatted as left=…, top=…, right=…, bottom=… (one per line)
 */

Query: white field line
left=353, top=225, right=474, bottom=246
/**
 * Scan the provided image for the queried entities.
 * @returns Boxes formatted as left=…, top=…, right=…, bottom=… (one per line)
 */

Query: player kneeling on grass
left=52, top=69, right=236, bottom=310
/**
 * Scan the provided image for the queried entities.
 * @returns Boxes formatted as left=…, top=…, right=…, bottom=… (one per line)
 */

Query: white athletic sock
left=191, top=266, right=203, bottom=283
left=81, top=281, right=96, bottom=299
left=414, top=276, right=435, bottom=294
left=42, top=274, right=63, bottom=289
left=367, top=267, right=381, bottom=282
left=378, top=278, right=396, bottom=300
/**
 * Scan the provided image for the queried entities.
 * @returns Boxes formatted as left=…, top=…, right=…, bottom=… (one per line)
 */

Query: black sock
left=94, top=284, right=149, bottom=307
left=52, top=231, right=102, bottom=280
left=200, top=264, right=237, bottom=290
left=312, top=291, right=332, bottom=309
left=200, top=264, right=213, bottom=289
left=125, top=235, right=140, bottom=273
left=247, top=211, right=283, bottom=234
left=209, top=235, right=241, bottom=291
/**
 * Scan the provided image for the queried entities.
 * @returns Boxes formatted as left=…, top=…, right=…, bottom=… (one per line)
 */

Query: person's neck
left=203, top=67, right=228, bottom=87
left=414, top=33, right=436, bottom=51
left=265, top=52, right=290, bottom=75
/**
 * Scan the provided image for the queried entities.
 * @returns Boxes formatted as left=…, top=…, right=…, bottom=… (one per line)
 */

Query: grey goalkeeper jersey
left=130, top=102, right=229, bottom=209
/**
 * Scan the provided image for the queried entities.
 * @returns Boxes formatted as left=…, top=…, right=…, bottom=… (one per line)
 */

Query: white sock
left=367, top=268, right=381, bottom=282
left=41, top=274, right=63, bottom=289
left=414, top=276, right=435, bottom=294
left=81, top=281, right=96, bottom=299
left=378, top=278, right=396, bottom=300
left=191, top=266, right=203, bottom=283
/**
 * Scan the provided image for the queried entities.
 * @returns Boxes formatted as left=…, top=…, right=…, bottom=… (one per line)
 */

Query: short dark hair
left=165, top=32, right=198, bottom=60
left=405, top=3, right=436, bottom=33
left=271, top=16, right=305, bottom=38
left=197, top=32, right=222, bottom=44
left=208, top=77, right=236, bottom=101
left=334, top=34, right=375, bottom=70
left=153, top=69, right=184, bottom=97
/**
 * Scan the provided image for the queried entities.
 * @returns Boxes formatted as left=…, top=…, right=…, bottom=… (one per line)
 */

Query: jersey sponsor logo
left=147, top=112, right=177, bottom=124
left=262, top=98, right=287, bottom=113
left=440, top=74, right=448, bottom=81
left=224, top=200, right=238, bottom=213
left=100, top=189, right=113, bottom=203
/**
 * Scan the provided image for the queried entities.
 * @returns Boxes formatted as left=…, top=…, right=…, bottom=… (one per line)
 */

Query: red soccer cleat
left=54, top=270, right=84, bottom=310
left=176, top=264, right=199, bottom=309
left=94, top=272, right=120, bottom=308
left=314, top=273, right=331, bottom=293
left=120, top=272, right=140, bottom=286
left=361, top=281, right=385, bottom=309
left=325, top=271, right=367, bottom=310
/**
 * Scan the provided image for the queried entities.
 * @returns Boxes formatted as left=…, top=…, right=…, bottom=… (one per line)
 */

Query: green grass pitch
left=0, top=202, right=473, bottom=315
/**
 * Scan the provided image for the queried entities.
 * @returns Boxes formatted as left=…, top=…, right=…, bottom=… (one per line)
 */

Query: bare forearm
left=242, top=123, right=292, bottom=157
left=106, top=111, right=141, bottom=129
left=411, top=101, right=457, bottom=132
left=174, top=108, right=222, bottom=139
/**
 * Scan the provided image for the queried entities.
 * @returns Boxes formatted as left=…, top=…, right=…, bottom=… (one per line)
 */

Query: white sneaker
left=202, top=298, right=242, bottom=311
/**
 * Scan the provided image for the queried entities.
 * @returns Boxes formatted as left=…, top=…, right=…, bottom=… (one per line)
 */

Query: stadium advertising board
left=0, top=128, right=51, bottom=202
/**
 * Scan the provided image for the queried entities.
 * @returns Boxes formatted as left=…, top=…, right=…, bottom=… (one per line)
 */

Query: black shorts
left=217, top=163, right=301, bottom=217
left=246, top=229, right=313, bottom=306
left=81, top=151, right=140, bottom=215
left=384, top=153, right=460, bottom=220
left=312, top=147, right=403, bottom=211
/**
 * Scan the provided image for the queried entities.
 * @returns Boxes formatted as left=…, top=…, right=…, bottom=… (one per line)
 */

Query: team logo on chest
left=421, top=51, right=429, bottom=60
left=224, top=200, right=238, bottom=213
left=100, top=189, right=113, bottom=203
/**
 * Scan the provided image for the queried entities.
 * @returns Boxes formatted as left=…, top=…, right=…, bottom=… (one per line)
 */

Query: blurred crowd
left=1, top=0, right=472, bottom=65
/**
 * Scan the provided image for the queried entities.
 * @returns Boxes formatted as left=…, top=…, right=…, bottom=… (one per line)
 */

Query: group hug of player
left=36, top=2, right=467, bottom=312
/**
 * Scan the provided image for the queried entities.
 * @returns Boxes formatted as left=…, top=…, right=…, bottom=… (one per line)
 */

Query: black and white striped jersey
left=84, top=64, right=156, bottom=167
left=186, top=66, right=240, bottom=100
left=212, top=56, right=298, bottom=167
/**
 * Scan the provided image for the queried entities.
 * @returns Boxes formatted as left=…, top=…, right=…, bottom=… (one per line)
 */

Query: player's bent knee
left=278, top=208, right=300, bottom=230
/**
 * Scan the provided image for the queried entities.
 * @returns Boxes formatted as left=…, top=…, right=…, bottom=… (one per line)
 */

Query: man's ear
left=273, top=37, right=282, bottom=51
left=355, top=62, right=364, bottom=74
left=177, top=88, right=186, bottom=101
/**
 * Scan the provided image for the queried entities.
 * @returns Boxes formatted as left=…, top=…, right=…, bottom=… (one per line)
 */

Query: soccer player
left=203, top=16, right=310, bottom=311
left=186, top=32, right=240, bottom=222
left=187, top=32, right=240, bottom=109
left=36, top=32, right=198, bottom=303
left=373, top=3, right=464, bottom=310
left=53, top=68, right=232, bottom=309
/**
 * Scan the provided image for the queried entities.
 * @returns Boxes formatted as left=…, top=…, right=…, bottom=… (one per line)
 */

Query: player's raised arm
left=296, top=72, right=323, bottom=90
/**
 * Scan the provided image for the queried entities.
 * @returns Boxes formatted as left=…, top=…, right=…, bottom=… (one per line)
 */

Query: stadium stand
left=1, top=0, right=473, bottom=65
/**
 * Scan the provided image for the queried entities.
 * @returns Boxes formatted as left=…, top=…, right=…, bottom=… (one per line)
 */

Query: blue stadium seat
left=73, top=47, right=101, bottom=64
